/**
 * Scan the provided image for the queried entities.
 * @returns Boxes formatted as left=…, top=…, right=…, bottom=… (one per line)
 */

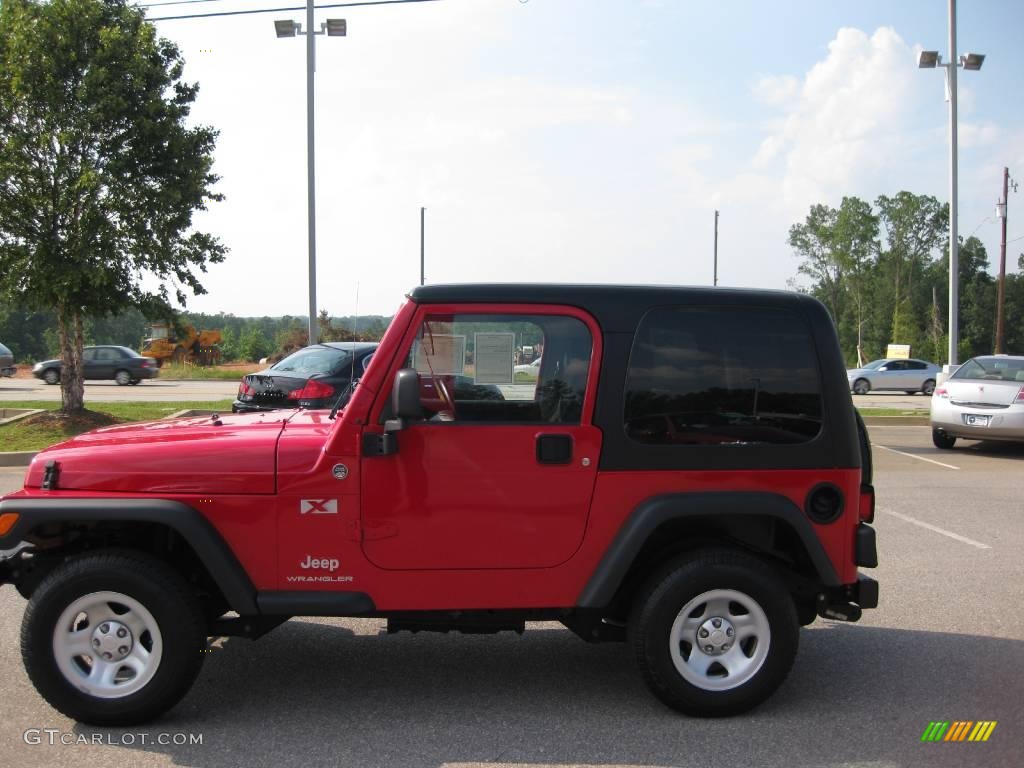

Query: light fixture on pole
left=918, top=0, right=985, bottom=370
left=274, top=10, right=347, bottom=346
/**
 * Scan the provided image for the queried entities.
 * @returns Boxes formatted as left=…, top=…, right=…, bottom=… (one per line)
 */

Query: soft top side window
left=397, top=313, right=592, bottom=425
left=624, top=306, right=823, bottom=446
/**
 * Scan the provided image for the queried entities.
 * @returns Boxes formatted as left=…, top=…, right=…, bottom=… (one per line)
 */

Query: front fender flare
left=0, top=497, right=257, bottom=615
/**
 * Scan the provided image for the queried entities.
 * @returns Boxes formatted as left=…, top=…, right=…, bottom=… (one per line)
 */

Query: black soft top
left=408, top=282, right=859, bottom=472
left=408, top=283, right=825, bottom=333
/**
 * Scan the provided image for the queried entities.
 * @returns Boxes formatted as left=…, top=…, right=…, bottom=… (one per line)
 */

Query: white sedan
left=513, top=358, right=541, bottom=381
left=930, top=355, right=1024, bottom=448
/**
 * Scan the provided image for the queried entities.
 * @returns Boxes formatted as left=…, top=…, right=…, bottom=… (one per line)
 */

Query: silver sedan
left=847, top=358, right=941, bottom=395
left=931, top=355, right=1024, bottom=448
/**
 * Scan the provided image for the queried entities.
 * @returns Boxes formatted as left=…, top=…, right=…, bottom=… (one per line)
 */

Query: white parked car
left=846, top=358, right=941, bottom=395
left=931, top=355, right=1024, bottom=449
left=513, top=358, right=541, bottom=381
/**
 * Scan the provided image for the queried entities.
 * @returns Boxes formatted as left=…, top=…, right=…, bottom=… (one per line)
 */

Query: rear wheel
left=114, top=369, right=131, bottom=386
left=853, top=378, right=870, bottom=395
left=630, top=550, right=798, bottom=716
left=43, top=369, right=60, bottom=385
left=21, top=552, right=206, bottom=726
left=129, top=378, right=141, bottom=385
left=922, top=379, right=936, bottom=396
left=932, top=428, right=956, bottom=449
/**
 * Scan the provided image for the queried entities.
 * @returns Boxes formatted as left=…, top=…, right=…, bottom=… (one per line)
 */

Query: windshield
left=952, top=357, right=1024, bottom=382
left=860, top=359, right=887, bottom=370
left=271, top=346, right=352, bottom=375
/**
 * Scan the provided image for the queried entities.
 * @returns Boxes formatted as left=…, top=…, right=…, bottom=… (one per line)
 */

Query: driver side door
left=359, top=305, right=603, bottom=571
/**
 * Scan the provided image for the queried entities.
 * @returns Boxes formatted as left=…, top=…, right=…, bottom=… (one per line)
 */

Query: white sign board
left=473, top=332, right=515, bottom=384
left=413, top=334, right=466, bottom=376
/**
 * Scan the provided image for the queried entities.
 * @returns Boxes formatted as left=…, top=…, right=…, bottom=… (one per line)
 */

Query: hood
left=25, top=410, right=294, bottom=495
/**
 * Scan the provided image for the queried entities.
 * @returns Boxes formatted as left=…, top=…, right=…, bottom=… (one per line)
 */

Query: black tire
left=21, top=552, right=206, bottom=726
left=922, top=379, right=936, bottom=396
left=114, top=369, right=131, bottom=386
left=129, top=378, right=141, bottom=385
left=852, top=378, right=870, bottom=395
left=43, top=368, right=60, bottom=385
left=932, top=428, right=956, bottom=449
left=630, top=550, right=798, bottom=717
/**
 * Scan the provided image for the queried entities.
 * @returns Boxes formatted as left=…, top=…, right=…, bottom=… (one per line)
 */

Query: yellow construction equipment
left=141, top=323, right=222, bottom=367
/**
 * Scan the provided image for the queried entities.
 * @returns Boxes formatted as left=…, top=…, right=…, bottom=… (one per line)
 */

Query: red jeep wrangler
left=0, top=285, right=878, bottom=725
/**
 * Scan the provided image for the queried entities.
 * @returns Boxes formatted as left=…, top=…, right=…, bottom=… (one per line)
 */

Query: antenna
left=349, top=280, right=360, bottom=395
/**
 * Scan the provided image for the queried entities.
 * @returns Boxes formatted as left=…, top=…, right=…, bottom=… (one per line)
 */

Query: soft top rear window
left=624, top=306, right=822, bottom=446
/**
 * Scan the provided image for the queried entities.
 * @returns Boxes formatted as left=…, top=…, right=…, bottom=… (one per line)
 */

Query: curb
left=0, top=451, right=37, bottom=467
left=861, top=416, right=929, bottom=426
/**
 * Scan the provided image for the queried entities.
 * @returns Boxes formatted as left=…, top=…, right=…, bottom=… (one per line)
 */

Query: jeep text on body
left=0, top=284, right=878, bottom=725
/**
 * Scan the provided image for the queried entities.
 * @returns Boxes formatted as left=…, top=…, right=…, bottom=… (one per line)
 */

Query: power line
left=147, top=0, right=440, bottom=22
left=136, top=0, right=231, bottom=8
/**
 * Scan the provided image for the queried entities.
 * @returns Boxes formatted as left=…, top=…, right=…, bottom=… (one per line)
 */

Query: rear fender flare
left=576, top=492, right=840, bottom=608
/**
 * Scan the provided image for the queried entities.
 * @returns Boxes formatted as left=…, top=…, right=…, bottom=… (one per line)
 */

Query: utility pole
left=713, top=210, right=719, bottom=286
left=995, top=167, right=1016, bottom=354
left=420, top=207, right=426, bottom=286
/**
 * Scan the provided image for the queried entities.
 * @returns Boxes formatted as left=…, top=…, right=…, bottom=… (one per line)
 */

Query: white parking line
left=879, top=508, right=991, bottom=549
left=874, top=444, right=960, bottom=470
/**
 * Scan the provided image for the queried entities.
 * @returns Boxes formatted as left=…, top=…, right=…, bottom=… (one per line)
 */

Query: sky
left=141, top=0, right=1024, bottom=318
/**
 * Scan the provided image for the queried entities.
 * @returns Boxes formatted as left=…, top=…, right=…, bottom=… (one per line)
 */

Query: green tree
left=0, top=0, right=225, bottom=412
left=875, top=193, right=947, bottom=351
left=788, top=197, right=877, bottom=364
left=238, top=326, right=272, bottom=363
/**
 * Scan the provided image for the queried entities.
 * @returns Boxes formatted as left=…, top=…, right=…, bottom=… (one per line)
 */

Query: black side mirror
left=387, top=369, right=422, bottom=431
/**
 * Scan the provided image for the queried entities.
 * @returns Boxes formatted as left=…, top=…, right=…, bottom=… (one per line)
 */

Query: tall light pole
left=918, top=0, right=984, bottom=368
left=274, top=12, right=347, bottom=345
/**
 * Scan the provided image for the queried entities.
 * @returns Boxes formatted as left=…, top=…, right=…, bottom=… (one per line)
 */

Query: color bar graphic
left=921, top=720, right=996, bottom=743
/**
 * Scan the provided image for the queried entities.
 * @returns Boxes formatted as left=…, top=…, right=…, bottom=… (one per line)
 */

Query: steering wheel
left=435, top=376, right=457, bottom=420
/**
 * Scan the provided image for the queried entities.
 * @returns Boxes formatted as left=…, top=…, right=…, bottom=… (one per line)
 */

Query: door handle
left=536, top=434, right=573, bottom=465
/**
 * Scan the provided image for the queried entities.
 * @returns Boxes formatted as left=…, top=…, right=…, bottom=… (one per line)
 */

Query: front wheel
left=630, top=550, right=798, bottom=717
left=43, top=369, right=60, bottom=385
left=932, top=428, right=956, bottom=449
left=852, top=379, right=870, bottom=395
left=922, top=379, right=936, bottom=396
left=21, top=552, right=206, bottom=726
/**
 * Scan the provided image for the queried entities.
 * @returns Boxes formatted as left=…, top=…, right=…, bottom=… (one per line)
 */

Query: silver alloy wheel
left=115, top=370, right=131, bottom=385
left=51, top=591, right=163, bottom=699
left=922, top=379, right=935, bottom=395
left=43, top=369, right=59, bottom=385
left=853, top=379, right=870, bottom=395
left=668, top=588, right=770, bottom=692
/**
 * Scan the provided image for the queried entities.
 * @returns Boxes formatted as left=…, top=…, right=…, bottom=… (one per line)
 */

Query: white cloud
left=752, top=75, right=799, bottom=108
left=752, top=27, right=922, bottom=213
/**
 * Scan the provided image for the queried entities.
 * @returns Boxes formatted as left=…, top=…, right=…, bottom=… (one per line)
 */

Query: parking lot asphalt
left=0, top=427, right=1021, bottom=768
